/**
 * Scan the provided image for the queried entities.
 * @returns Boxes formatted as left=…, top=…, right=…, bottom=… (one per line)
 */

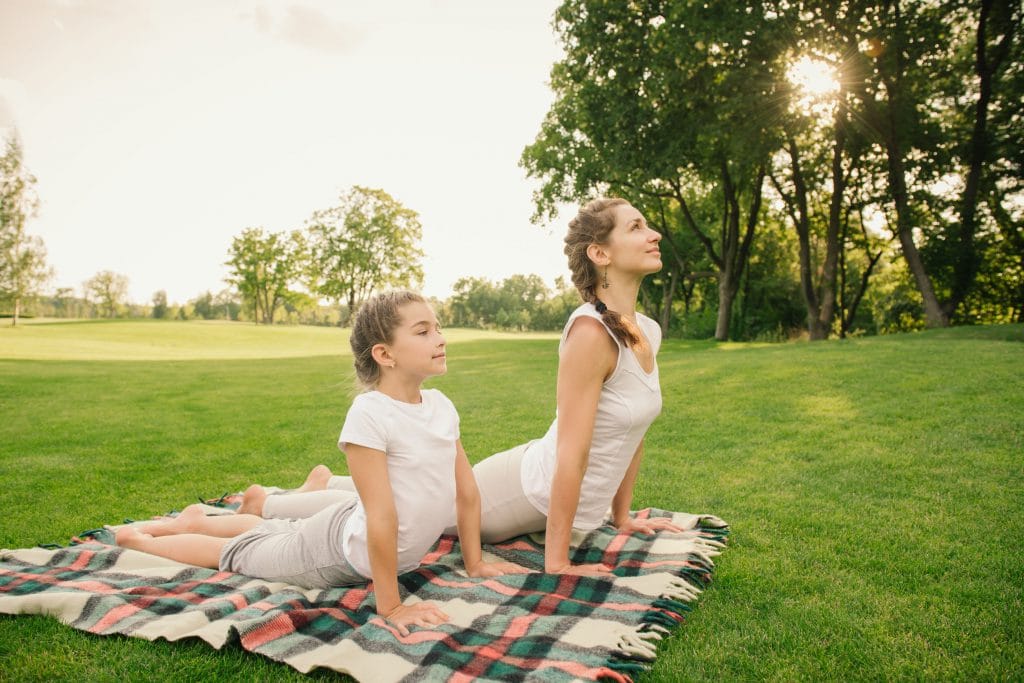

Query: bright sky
left=0, top=0, right=575, bottom=305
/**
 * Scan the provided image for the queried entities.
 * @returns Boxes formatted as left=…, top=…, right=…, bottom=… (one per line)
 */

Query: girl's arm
left=611, top=440, right=685, bottom=535
left=545, top=316, right=617, bottom=576
left=346, top=443, right=448, bottom=636
left=453, top=440, right=530, bottom=577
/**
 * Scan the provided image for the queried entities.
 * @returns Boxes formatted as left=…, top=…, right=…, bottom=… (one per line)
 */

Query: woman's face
left=604, top=203, right=662, bottom=276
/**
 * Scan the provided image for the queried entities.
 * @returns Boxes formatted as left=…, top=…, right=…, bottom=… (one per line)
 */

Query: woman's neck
left=596, top=276, right=641, bottom=321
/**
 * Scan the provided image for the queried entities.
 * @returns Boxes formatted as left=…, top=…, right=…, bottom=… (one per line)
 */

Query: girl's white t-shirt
left=520, top=303, right=663, bottom=529
left=338, top=388, right=459, bottom=578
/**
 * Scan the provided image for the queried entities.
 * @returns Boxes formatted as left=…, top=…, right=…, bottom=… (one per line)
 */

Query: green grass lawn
left=1, top=320, right=1021, bottom=681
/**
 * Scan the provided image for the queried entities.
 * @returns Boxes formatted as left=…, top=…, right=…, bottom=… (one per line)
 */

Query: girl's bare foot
left=238, top=484, right=268, bottom=516
left=298, top=464, right=333, bottom=492
left=136, top=504, right=206, bottom=536
left=115, top=525, right=154, bottom=548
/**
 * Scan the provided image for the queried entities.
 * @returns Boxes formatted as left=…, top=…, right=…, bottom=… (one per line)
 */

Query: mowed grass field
left=1, top=319, right=1021, bottom=681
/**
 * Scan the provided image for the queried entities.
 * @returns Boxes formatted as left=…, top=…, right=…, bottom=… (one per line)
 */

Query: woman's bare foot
left=136, top=504, right=206, bottom=536
left=298, top=464, right=333, bottom=492
left=238, top=484, right=268, bottom=516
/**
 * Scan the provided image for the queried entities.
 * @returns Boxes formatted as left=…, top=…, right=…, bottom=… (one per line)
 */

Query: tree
left=498, top=274, right=549, bottom=330
left=824, top=0, right=1020, bottom=326
left=191, top=291, right=215, bottom=319
left=212, top=288, right=242, bottom=321
left=83, top=271, right=129, bottom=318
left=52, top=287, right=79, bottom=318
left=152, top=290, right=168, bottom=319
left=0, top=135, right=51, bottom=325
left=522, top=0, right=784, bottom=340
left=449, top=276, right=500, bottom=327
left=306, top=186, right=424, bottom=320
left=225, top=228, right=305, bottom=324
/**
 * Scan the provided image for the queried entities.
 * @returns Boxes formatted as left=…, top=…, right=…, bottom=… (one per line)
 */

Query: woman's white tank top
left=519, top=302, right=663, bottom=529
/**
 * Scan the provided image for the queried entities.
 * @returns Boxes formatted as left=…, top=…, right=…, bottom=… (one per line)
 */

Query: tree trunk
left=660, top=268, right=679, bottom=335
left=818, top=105, right=848, bottom=338
left=347, top=291, right=357, bottom=327
left=780, top=134, right=826, bottom=340
left=885, top=135, right=949, bottom=327
left=845, top=250, right=882, bottom=334
left=879, top=2, right=948, bottom=327
left=12, top=296, right=20, bottom=326
left=715, top=270, right=734, bottom=341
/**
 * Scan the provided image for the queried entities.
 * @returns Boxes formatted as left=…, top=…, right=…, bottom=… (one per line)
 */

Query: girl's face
left=604, top=204, right=662, bottom=276
left=385, top=301, right=447, bottom=380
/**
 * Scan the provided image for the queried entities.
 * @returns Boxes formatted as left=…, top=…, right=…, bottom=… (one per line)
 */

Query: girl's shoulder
left=350, top=390, right=386, bottom=409
left=421, top=388, right=458, bottom=413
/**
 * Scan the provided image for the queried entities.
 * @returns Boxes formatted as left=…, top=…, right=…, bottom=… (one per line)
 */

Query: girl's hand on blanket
left=616, top=517, right=685, bottom=536
left=466, top=560, right=533, bottom=578
left=546, top=562, right=613, bottom=578
left=383, top=602, right=449, bottom=637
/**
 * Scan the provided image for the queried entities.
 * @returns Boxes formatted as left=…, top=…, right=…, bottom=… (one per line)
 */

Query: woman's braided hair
left=564, top=197, right=640, bottom=347
left=349, top=290, right=427, bottom=389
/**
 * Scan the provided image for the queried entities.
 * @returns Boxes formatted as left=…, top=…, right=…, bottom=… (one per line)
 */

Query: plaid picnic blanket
left=0, top=498, right=728, bottom=682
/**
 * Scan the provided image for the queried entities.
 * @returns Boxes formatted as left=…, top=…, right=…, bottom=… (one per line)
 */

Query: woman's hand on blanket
left=466, top=560, right=533, bottom=578
left=383, top=601, right=450, bottom=637
left=545, top=562, right=614, bottom=578
left=616, top=517, right=686, bottom=536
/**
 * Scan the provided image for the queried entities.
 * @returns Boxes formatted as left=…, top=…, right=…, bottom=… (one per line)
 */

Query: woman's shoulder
left=562, top=302, right=608, bottom=336
left=567, top=301, right=600, bottom=321
left=565, top=313, right=612, bottom=342
left=636, top=311, right=662, bottom=343
left=561, top=314, right=619, bottom=374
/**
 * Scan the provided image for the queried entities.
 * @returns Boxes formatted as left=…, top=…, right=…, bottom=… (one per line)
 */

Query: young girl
left=240, top=199, right=686, bottom=576
left=116, top=290, right=527, bottom=635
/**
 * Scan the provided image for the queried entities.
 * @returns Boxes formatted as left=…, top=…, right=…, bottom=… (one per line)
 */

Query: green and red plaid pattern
left=0, top=502, right=727, bottom=682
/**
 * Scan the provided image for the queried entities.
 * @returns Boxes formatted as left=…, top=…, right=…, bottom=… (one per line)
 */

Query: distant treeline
left=8, top=261, right=950, bottom=340
left=12, top=276, right=580, bottom=332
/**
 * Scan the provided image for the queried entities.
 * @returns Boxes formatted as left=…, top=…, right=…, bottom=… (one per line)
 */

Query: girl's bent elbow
left=456, top=489, right=480, bottom=509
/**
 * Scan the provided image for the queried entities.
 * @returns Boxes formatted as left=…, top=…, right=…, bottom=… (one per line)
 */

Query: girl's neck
left=375, top=375, right=424, bottom=404
left=596, top=276, right=642, bottom=321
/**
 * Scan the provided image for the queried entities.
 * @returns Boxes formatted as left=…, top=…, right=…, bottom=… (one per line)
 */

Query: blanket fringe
left=603, top=522, right=730, bottom=681
left=599, top=662, right=643, bottom=682
left=661, top=577, right=702, bottom=602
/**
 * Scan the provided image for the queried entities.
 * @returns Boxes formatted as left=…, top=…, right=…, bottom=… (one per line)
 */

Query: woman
left=244, top=198, right=684, bottom=576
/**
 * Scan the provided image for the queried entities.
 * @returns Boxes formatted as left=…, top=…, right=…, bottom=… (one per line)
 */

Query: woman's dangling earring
left=601, top=266, right=610, bottom=289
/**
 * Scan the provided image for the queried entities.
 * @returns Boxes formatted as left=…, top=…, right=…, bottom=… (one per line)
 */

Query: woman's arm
left=346, top=443, right=448, bottom=635
left=453, top=440, right=530, bottom=577
left=610, top=440, right=644, bottom=528
left=611, top=440, right=685, bottom=535
left=545, top=316, right=617, bottom=575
